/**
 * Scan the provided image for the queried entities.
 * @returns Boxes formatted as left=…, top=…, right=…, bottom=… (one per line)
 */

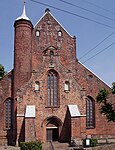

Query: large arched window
left=86, top=96, right=95, bottom=128
left=47, top=70, right=58, bottom=107
left=5, top=98, right=12, bottom=129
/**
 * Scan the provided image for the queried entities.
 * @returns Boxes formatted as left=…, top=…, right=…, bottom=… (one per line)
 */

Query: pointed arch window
left=86, top=96, right=95, bottom=128
left=47, top=70, right=58, bottom=107
left=5, top=98, right=12, bottom=129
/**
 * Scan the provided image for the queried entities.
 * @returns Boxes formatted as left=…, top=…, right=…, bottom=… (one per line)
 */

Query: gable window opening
left=5, top=98, right=12, bottom=129
left=35, top=81, right=40, bottom=91
left=48, top=70, right=58, bottom=107
left=86, top=96, right=95, bottom=128
left=64, top=81, right=70, bottom=92
left=44, top=50, right=48, bottom=55
left=58, top=30, right=62, bottom=37
left=36, top=30, right=40, bottom=37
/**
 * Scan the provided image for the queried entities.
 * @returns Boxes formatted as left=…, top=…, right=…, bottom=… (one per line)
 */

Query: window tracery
left=5, top=98, right=12, bottom=129
left=47, top=70, right=58, bottom=107
left=86, top=96, right=95, bottom=128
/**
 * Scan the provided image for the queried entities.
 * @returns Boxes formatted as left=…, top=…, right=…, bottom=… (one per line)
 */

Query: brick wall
left=0, top=72, right=12, bottom=145
left=0, top=9, right=115, bottom=145
left=14, top=20, right=33, bottom=96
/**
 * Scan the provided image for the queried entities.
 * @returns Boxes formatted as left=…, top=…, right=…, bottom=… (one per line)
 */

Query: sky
left=0, top=0, right=115, bottom=87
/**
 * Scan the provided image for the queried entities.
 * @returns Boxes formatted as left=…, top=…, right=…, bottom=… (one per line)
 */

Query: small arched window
left=36, top=30, right=40, bottom=37
left=35, top=81, right=40, bottom=91
left=5, top=98, right=12, bottom=129
left=58, top=30, right=62, bottom=37
left=47, top=70, right=58, bottom=107
left=64, top=81, right=70, bottom=91
left=86, top=96, right=95, bottom=128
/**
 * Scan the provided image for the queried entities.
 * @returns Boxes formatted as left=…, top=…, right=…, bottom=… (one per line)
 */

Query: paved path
left=0, top=146, right=20, bottom=150
left=42, top=142, right=80, bottom=150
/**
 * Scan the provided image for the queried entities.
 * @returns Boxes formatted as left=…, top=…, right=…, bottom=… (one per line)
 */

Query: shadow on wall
left=7, top=129, right=13, bottom=145
left=17, top=119, right=25, bottom=146
left=59, top=108, right=71, bottom=143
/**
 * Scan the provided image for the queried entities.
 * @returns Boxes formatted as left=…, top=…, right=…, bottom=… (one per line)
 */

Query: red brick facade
left=0, top=9, right=115, bottom=145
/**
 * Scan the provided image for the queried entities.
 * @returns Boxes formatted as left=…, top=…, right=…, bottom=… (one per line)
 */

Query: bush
left=20, top=141, right=42, bottom=150
left=91, top=138, right=98, bottom=147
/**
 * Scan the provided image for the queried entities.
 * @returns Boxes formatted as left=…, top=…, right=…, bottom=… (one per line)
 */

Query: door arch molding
left=41, top=116, right=62, bottom=127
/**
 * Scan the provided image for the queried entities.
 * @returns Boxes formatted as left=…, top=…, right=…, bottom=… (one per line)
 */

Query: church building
left=0, top=3, right=115, bottom=146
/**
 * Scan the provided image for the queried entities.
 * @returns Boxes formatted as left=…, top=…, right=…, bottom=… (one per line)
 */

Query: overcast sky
left=0, top=0, right=115, bottom=86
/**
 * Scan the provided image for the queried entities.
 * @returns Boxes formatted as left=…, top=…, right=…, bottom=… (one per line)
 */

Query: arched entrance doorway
left=45, top=116, right=62, bottom=142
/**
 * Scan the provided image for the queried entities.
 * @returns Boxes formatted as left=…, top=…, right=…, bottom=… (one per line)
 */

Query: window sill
left=34, top=90, right=40, bottom=92
left=4, top=128, right=11, bottom=131
left=86, top=126, right=95, bottom=129
left=45, top=106, right=60, bottom=108
left=64, top=90, right=70, bottom=93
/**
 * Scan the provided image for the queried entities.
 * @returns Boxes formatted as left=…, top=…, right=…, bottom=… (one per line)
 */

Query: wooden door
left=46, top=129, right=53, bottom=141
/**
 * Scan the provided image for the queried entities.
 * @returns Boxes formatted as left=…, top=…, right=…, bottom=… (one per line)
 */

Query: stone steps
left=52, top=142, right=71, bottom=150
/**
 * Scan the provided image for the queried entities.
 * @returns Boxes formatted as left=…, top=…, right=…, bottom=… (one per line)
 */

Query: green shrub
left=91, top=138, right=98, bottom=147
left=20, top=141, right=42, bottom=150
